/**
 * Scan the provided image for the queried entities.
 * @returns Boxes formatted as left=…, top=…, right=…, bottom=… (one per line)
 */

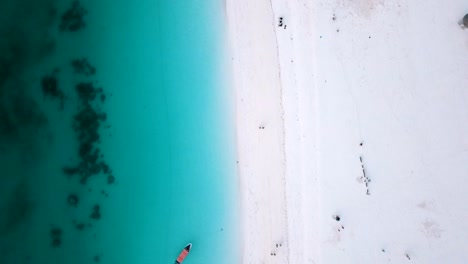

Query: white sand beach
left=227, top=0, right=468, bottom=263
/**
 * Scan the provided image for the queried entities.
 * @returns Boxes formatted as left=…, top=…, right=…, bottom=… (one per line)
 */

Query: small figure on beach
left=278, top=17, right=283, bottom=27
left=459, top=13, right=468, bottom=29
left=333, top=214, right=341, bottom=221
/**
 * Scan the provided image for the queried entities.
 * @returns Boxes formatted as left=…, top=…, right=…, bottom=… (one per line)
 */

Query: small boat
left=174, top=243, right=192, bottom=264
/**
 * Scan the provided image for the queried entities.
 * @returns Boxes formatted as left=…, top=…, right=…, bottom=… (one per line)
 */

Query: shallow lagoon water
left=0, top=1, right=238, bottom=263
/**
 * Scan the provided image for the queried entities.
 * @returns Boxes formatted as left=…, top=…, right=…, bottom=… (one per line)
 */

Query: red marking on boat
left=175, top=243, right=192, bottom=264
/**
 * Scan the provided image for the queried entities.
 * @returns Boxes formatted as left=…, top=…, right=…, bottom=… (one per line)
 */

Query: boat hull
left=174, top=243, right=192, bottom=264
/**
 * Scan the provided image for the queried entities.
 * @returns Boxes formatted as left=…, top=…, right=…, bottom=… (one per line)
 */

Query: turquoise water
left=0, top=1, right=238, bottom=263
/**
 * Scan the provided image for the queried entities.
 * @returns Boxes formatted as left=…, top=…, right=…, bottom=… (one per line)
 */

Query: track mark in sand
left=267, top=0, right=290, bottom=262
left=336, top=0, right=385, bottom=19
left=357, top=156, right=371, bottom=195
left=416, top=200, right=437, bottom=212
left=420, top=219, right=444, bottom=239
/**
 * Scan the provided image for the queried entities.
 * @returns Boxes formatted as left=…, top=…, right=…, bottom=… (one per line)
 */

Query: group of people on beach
left=270, top=242, right=283, bottom=256
left=278, top=17, right=287, bottom=29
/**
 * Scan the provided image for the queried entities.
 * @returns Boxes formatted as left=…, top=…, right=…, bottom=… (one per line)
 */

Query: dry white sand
left=227, top=0, right=468, bottom=263
left=227, top=0, right=319, bottom=262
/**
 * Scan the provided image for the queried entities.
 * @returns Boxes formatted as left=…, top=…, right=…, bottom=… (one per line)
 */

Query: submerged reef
left=67, top=194, right=79, bottom=207
left=75, top=222, right=86, bottom=230
left=62, top=79, right=113, bottom=185
left=50, top=227, right=62, bottom=248
left=59, top=0, right=87, bottom=32
left=107, top=175, right=115, bottom=185
left=1, top=183, right=34, bottom=234
left=90, top=204, right=101, bottom=220
left=0, top=87, right=48, bottom=144
left=57, top=56, right=114, bottom=249
left=41, top=75, right=65, bottom=109
left=0, top=1, right=59, bottom=261
left=1, top=0, right=115, bottom=256
left=71, top=58, right=96, bottom=76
